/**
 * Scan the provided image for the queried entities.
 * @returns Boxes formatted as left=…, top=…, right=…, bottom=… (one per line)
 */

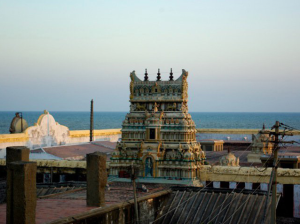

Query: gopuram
left=110, top=69, right=206, bottom=180
left=247, top=124, right=274, bottom=163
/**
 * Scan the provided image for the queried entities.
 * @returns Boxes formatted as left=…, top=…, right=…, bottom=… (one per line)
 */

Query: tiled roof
left=154, top=188, right=281, bottom=224
left=37, top=186, right=85, bottom=198
left=29, top=152, right=62, bottom=160
left=36, top=142, right=115, bottom=161
left=44, top=182, right=171, bottom=204
left=0, top=183, right=85, bottom=204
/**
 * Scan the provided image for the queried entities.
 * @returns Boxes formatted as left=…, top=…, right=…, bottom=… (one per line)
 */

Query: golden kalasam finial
left=157, top=69, right=161, bottom=81
left=169, top=68, right=174, bottom=81
left=144, top=68, right=149, bottom=81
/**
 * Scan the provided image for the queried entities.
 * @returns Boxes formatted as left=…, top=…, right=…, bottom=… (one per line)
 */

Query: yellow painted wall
left=69, top=129, right=121, bottom=138
left=0, top=133, right=29, bottom=143
left=0, top=129, right=121, bottom=144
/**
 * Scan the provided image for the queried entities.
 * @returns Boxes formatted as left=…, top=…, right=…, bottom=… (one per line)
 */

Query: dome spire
left=169, top=68, right=174, bottom=81
left=157, top=69, right=161, bottom=81
left=144, top=68, right=148, bottom=81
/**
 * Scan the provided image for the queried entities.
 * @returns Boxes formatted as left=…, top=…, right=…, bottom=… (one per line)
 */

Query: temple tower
left=110, top=69, right=205, bottom=179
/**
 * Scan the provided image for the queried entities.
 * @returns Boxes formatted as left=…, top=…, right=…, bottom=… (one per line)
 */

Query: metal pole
left=20, top=112, right=23, bottom=132
left=90, top=99, right=94, bottom=142
left=131, top=162, right=139, bottom=224
left=50, top=167, right=53, bottom=184
left=271, top=121, right=280, bottom=224
left=262, top=166, right=275, bottom=224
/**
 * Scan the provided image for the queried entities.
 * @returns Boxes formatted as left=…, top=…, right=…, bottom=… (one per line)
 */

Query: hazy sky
left=0, top=0, right=299, bottom=112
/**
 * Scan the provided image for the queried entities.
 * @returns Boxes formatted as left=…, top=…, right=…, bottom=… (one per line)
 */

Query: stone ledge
left=0, top=133, right=29, bottom=143
left=69, top=129, right=121, bottom=138
left=0, top=129, right=121, bottom=144
left=200, top=165, right=300, bottom=176
left=197, top=128, right=300, bottom=135
left=0, top=159, right=86, bottom=168
left=199, top=165, right=300, bottom=184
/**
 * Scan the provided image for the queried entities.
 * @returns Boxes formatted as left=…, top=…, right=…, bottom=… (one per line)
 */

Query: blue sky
left=0, top=0, right=299, bottom=112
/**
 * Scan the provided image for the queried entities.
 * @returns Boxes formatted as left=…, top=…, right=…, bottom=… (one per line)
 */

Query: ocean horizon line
left=1, top=111, right=300, bottom=113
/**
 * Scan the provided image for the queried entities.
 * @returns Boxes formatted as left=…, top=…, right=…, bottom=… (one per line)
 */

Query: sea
left=0, top=111, right=300, bottom=134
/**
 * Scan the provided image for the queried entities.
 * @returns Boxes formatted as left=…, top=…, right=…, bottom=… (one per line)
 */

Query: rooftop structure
left=9, top=112, right=28, bottom=134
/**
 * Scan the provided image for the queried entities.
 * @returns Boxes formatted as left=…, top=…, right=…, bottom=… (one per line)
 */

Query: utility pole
left=271, top=121, right=280, bottom=224
left=90, top=99, right=94, bottom=142
left=261, top=121, right=294, bottom=224
left=131, top=162, right=139, bottom=224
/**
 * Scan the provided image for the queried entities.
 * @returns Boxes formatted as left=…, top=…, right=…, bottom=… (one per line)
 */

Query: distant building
left=247, top=125, right=274, bottom=163
left=110, top=69, right=205, bottom=179
left=9, top=112, right=28, bottom=133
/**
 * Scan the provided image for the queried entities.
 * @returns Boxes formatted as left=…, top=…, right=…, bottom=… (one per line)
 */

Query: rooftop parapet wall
left=197, top=128, right=300, bottom=135
left=69, top=129, right=121, bottom=138
left=1, top=159, right=300, bottom=184
left=0, top=129, right=121, bottom=153
left=0, top=129, right=121, bottom=143
left=199, top=165, right=300, bottom=185
left=0, top=159, right=86, bottom=168
left=197, top=128, right=300, bottom=142
left=0, top=159, right=110, bottom=170
left=0, top=133, right=29, bottom=143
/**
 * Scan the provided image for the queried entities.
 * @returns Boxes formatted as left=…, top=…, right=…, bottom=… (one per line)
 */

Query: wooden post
left=131, top=162, right=139, bottom=224
left=7, top=161, right=37, bottom=224
left=87, top=152, right=107, bottom=207
left=6, top=146, right=29, bottom=164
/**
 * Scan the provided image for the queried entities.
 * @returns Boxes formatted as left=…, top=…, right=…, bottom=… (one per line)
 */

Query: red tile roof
left=40, top=142, right=116, bottom=161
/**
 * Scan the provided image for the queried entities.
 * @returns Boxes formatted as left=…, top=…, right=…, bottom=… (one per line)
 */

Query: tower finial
left=157, top=69, right=161, bottom=81
left=144, top=68, right=148, bottom=81
left=169, top=68, right=174, bottom=81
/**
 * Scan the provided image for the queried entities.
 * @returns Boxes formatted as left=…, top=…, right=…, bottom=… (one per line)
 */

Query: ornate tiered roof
left=130, top=69, right=188, bottom=103
left=110, top=69, right=205, bottom=180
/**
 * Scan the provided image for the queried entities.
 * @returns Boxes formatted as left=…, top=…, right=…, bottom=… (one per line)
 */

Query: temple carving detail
left=110, top=69, right=205, bottom=179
